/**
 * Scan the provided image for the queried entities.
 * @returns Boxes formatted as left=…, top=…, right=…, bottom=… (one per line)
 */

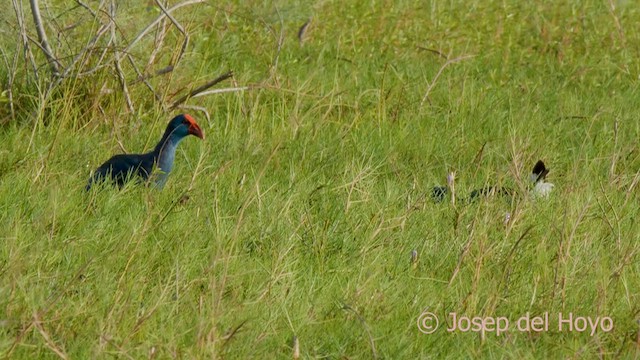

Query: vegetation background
left=1, top=0, right=639, bottom=358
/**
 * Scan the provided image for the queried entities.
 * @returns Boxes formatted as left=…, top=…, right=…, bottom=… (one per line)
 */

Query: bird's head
left=168, top=114, right=204, bottom=140
left=530, top=160, right=554, bottom=198
left=530, top=160, right=549, bottom=183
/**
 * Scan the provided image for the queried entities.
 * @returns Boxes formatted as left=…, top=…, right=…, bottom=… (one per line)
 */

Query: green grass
left=1, top=0, right=640, bottom=358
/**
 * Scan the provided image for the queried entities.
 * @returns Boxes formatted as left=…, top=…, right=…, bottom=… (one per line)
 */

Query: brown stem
left=28, top=0, right=62, bottom=76
left=170, top=71, right=234, bottom=109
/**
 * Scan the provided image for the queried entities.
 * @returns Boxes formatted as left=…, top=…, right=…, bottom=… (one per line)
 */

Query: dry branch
left=132, top=65, right=174, bottom=84
left=124, top=0, right=205, bottom=55
left=416, top=46, right=447, bottom=59
left=12, top=0, right=40, bottom=81
left=52, top=23, right=110, bottom=87
left=75, top=0, right=97, bottom=18
left=170, top=71, right=234, bottom=109
left=126, top=54, right=164, bottom=105
left=146, top=13, right=169, bottom=69
left=11, top=0, right=223, bottom=118
left=28, top=0, right=62, bottom=76
left=154, top=0, right=190, bottom=66
left=190, top=86, right=250, bottom=98
left=110, top=0, right=134, bottom=112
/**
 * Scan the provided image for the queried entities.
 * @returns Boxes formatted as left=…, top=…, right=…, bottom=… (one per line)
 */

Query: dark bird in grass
left=529, top=160, right=554, bottom=197
left=86, top=114, right=204, bottom=191
left=431, top=160, right=554, bottom=203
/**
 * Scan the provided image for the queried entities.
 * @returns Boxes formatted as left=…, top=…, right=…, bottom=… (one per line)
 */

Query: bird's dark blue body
left=86, top=114, right=204, bottom=190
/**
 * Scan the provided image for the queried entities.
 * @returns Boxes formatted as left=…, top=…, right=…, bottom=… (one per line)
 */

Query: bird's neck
left=152, top=131, right=186, bottom=187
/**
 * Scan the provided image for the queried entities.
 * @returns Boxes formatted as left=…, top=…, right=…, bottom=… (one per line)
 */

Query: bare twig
left=110, top=1, right=134, bottom=112
left=190, top=86, right=249, bottom=98
left=125, top=54, right=164, bottom=106
left=220, top=319, right=248, bottom=350
left=132, top=65, right=174, bottom=84
left=123, top=0, right=205, bottom=55
left=419, top=54, right=475, bottom=108
left=113, top=53, right=134, bottom=113
left=12, top=0, right=40, bottom=81
left=51, top=22, right=111, bottom=87
left=78, top=22, right=115, bottom=78
left=416, top=46, right=447, bottom=59
left=75, top=0, right=97, bottom=17
left=28, top=0, right=62, bottom=76
left=154, top=0, right=190, bottom=66
left=625, top=169, right=640, bottom=204
left=146, top=13, right=169, bottom=69
left=170, top=70, right=234, bottom=109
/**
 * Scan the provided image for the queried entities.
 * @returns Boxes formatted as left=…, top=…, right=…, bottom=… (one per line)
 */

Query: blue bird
left=86, top=114, right=204, bottom=190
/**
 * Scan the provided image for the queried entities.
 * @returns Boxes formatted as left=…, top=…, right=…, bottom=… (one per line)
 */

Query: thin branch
left=170, top=70, right=234, bottom=109
left=114, top=56, right=134, bottom=112
left=51, top=22, right=111, bottom=87
left=28, top=0, right=62, bottom=76
left=625, top=169, right=640, bottom=203
left=132, top=65, right=174, bottom=84
left=109, top=0, right=134, bottom=112
left=75, top=0, right=97, bottom=18
left=416, top=46, right=447, bottom=60
left=123, top=0, right=205, bottom=55
left=12, top=0, right=40, bottom=81
left=146, top=12, right=169, bottom=69
left=154, top=0, right=190, bottom=66
left=191, top=86, right=249, bottom=98
left=125, top=53, right=164, bottom=106
left=78, top=28, right=115, bottom=77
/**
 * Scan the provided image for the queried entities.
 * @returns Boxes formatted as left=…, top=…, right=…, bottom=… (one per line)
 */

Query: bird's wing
left=87, top=153, right=156, bottom=189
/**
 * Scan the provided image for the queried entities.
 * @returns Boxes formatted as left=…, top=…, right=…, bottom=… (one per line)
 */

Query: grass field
left=1, top=0, right=640, bottom=358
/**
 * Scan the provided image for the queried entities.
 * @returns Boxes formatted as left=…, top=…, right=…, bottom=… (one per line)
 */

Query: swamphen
left=86, top=114, right=204, bottom=190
